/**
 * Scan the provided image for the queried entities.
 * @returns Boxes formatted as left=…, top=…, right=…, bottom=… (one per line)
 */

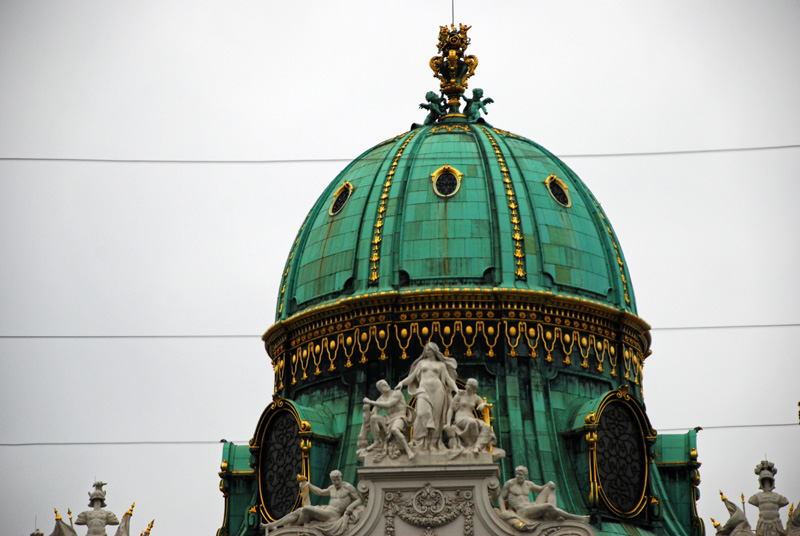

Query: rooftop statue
left=358, top=379, right=416, bottom=461
left=462, top=88, right=493, bottom=123
left=47, top=482, right=147, bottom=536
left=419, top=91, right=447, bottom=125
left=395, top=342, right=458, bottom=452
left=748, top=460, right=789, bottom=536
left=262, top=470, right=364, bottom=536
left=713, top=491, right=753, bottom=536
left=76, top=482, right=119, bottom=536
left=497, top=466, right=589, bottom=529
left=445, top=378, right=502, bottom=459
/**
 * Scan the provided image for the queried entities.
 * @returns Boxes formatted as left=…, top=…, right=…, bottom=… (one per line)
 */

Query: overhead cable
left=1, top=323, right=798, bottom=340
left=2, top=423, right=796, bottom=448
left=0, top=143, right=798, bottom=165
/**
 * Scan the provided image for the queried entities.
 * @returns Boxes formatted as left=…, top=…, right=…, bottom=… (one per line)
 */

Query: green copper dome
left=274, top=122, right=637, bottom=322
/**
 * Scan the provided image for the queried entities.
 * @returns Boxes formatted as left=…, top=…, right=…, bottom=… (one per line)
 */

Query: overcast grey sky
left=1, top=2, right=798, bottom=535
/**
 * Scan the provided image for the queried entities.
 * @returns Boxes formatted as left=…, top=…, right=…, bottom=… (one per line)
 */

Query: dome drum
left=263, top=287, right=651, bottom=403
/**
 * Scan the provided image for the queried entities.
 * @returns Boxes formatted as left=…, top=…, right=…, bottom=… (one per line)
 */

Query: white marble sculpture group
left=357, top=342, right=504, bottom=463
left=263, top=342, right=589, bottom=536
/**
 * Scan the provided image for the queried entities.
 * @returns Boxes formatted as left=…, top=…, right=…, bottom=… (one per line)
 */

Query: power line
left=654, top=423, right=797, bottom=433
left=0, top=323, right=797, bottom=340
left=2, top=423, right=796, bottom=447
left=651, top=322, right=800, bottom=332
left=0, top=334, right=258, bottom=339
left=0, top=143, right=798, bottom=165
left=0, top=440, right=245, bottom=447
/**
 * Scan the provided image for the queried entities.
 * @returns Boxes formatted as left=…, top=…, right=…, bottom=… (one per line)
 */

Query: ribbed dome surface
left=275, top=122, right=636, bottom=322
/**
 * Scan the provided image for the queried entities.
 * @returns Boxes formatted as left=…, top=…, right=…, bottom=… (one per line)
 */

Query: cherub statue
left=419, top=91, right=447, bottom=125
left=462, top=88, right=493, bottom=123
left=261, top=470, right=363, bottom=536
left=497, top=466, right=589, bottom=528
left=445, top=378, right=498, bottom=456
left=748, top=460, right=789, bottom=536
left=359, top=379, right=415, bottom=461
left=714, top=490, right=753, bottom=536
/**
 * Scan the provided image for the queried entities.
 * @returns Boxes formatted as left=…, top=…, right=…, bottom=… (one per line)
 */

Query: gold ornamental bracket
left=429, top=24, right=478, bottom=114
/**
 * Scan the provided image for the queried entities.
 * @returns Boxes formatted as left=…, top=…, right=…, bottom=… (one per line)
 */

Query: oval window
left=430, top=165, right=463, bottom=198
left=545, top=174, right=571, bottom=208
left=329, top=182, right=354, bottom=216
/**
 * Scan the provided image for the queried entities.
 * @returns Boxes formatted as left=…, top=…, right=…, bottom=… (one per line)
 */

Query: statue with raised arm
left=445, top=378, right=499, bottom=457
left=714, top=491, right=753, bottom=536
left=748, top=460, right=789, bottom=536
left=462, top=88, right=493, bottom=123
left=75, top=482, right=120, bottom=536
left=358, top=379, right=415, bottom=461
left=497, top=466, right=589, bottom=528
left=395, top=342, right=458, bottom=451
left=261, top=470, right=363, bottom=536
left=419, top=91, right=447, bottom=125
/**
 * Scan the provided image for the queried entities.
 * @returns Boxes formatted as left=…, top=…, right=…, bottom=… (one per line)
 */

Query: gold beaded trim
left=277, top=225, right=306, bottom=316
left=431, top=125, right=470, bottom=133
left=591, top=200, right=631, bottom=306
left=478, top=126, right=526, bottom=279
left=369, top=131, right=419, bottom=283
left=265, top=288, right=650, bottom=396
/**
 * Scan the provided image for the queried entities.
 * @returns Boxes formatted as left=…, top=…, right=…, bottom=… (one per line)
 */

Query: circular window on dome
left=329, top=181, right=354, bottom=216
left=430, top=164, right=463, bottom=198
left=544, top=174, right=571, bottom=208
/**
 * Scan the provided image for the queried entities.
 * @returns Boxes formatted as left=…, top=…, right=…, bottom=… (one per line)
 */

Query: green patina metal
left=275, top=123, right=636, bottom=322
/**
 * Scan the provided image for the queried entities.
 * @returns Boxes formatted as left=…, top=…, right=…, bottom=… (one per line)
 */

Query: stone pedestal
left=267, top=458, right=594, bottom=536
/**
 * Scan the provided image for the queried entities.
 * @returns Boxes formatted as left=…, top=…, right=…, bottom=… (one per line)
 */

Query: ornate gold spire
left=429, top=24, right=478, bottom=114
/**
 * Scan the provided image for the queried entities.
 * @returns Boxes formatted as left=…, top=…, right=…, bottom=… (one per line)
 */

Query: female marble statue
left=395, top=342, right=458, bottom=451
left=445, top=378, right=496, bottom=454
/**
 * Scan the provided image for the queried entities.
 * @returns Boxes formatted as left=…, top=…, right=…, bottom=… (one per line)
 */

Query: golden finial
left=126, top=502, right=135, bottom=517
left=719, top=490, right=727, bottom=501
left=788, top=503, right=794, bottom=516
left=711, top=518, right=720, bottom=528
left=68, top=509, right=73, bottom=522
left=54, top=508, right=62, bottom=521
left=144, top=520, right=154, bottom=534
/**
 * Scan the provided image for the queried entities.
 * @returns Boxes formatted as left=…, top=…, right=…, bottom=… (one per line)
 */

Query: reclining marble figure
left=497, top=466, right=589, bottom=528
left=261, top=470, right=363, bottom=536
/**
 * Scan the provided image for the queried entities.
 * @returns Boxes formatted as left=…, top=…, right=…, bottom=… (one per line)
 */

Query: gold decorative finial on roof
left=430, top=24, right=478, bottom=114
left=719, top=490, right=727, bottom=501
left=54, top=508, right=62, bottom=521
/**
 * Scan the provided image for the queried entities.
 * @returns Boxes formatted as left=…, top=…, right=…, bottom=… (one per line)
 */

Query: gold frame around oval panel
left=252, top=396, right=312, bottom=522
left=544, top=174, right=572, bottom=208
left=588, top=387, right=657, bottom=519
left=328, top=180, right=355, bottom=216
left=430, top=164, right=463, bottom=198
